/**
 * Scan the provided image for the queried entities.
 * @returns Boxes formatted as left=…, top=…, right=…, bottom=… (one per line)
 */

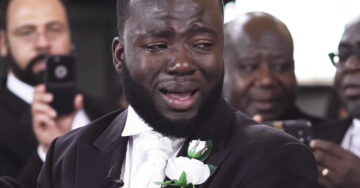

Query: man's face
left=113, top=0, right=223, bottom=134
left=1, top=0, right=72, bottom=84
left=334, top=23, right=360, bottom=118
left=223, top=31, right=296, bottom=121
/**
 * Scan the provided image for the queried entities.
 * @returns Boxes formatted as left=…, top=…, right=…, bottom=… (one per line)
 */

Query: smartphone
left=264, top=119, right=313, bottom=145
left=45, top=55, right=76, bottom=115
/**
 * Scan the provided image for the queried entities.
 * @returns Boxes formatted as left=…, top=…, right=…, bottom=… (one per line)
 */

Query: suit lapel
left=165, top=99, right=234, bottom=188
left=75, top=109, right=129, bottom=188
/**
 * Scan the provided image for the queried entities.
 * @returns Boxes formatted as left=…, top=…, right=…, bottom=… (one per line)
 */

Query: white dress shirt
left=6, top=73, right=90, bottom=161
left=341, top=118, right=360, bottom=157
left=121, top=106, right=185, bottom=188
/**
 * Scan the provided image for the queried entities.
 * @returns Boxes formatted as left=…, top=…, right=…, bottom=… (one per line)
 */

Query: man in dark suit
left=223, top=12, right=321, bottom=124
left=38, top=0, right=318, bottom=187
left=311, top=16, right=360, bottom=188
left=0, top=0, right=116, bottom=187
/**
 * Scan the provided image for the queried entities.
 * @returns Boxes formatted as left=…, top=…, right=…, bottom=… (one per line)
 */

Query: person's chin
left=345, top=100, right=360, bottom=118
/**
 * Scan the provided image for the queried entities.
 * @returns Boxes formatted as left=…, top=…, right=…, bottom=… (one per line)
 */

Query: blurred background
left=1, top=0, right=358, bottom=118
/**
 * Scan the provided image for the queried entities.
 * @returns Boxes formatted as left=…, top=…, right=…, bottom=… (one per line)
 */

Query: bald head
left=223, top=12, right=296, bottom=121
left=334, top=15, right=360, bottom=118
left=224, top=12, right=293, bottom=55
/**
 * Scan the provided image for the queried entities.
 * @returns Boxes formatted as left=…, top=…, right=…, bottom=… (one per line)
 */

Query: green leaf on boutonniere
left=198, top=140, right=213, bottom=162
left=208, top=164, right=217, bottom=175
left=173, top=171, right=187, bottom=186
left=155, top=180, right=175, bottom=186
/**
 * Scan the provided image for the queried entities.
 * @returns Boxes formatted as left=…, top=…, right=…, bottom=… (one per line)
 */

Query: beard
left=120, top=60, right=223, bottom=138
left=6, top=53, right=48, bottom=86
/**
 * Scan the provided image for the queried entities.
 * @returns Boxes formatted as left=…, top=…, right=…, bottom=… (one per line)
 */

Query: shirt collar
left=352, top=118, right=360, bottom=132
left=6, top=72, right=34, bottom=104
left=122, top=105, right=153, bottom=137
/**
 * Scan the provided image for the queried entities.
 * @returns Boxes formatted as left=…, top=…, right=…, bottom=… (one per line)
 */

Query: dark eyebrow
left=139, top=29, right=175, bottom=40
left=187, top=24, right=217, bottom=37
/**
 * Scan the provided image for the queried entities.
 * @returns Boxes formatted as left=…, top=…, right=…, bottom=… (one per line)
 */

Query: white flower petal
left=165, top=157, right=211, bottom=185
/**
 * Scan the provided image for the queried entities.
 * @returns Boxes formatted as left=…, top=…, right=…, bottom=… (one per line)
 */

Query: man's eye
left=48, top=26, right=64, bottom=33
left=239, top=64, right=258, bottom=72
left=272, top=63, right=291, bottom=73
left=16, top=30, right=34, bottom=37
left=145, top=43, right=168, bottom=53
left=193, top=42, right=213, bottom=51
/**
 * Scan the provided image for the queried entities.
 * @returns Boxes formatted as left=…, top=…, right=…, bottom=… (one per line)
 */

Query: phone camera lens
left=55, top=65, right=68, bottom=79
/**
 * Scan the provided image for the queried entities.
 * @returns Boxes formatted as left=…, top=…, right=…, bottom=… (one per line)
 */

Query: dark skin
left=334, top=21, right=360, bottom=118
left=112, top=0, right=223, bottom=121
left=310, top=19, right=360, bottom=188
left=223, top=13, right=296, bottom=121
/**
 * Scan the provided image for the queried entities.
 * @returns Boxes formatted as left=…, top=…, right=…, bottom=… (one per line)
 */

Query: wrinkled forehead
left=125, top=0, right=222, bottom=35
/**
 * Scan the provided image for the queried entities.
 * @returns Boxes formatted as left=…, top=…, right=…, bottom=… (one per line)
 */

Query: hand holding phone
left=264, top=119, right=313, bottom=145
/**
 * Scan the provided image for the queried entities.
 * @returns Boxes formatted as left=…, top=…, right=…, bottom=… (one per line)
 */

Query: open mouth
left=159, top=88, right=200, bottom=111
left=343, top=85, right=360, bottom=99
left=252, top=98, right=281, bottom=111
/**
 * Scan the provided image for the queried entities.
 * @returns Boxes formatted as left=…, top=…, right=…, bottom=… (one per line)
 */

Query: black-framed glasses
left=329, top=49, right=360, bottom=67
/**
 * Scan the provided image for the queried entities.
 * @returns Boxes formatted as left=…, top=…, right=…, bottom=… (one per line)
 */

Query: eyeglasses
left=329, top=49, right=360, bottom=67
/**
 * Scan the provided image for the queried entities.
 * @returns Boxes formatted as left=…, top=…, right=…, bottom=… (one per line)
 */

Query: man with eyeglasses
left=0, top=0, right=116, bottom=187
left=310, top=17, right=360, bottom=188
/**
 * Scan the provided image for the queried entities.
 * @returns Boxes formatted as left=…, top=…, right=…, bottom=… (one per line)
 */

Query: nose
left=166, top=47, right=196, bottom=76
left=342, top=55, right=360, bottom=73
left=255, top=64, right=276, bottom=87
left=34, top=32, right=50, bottom=53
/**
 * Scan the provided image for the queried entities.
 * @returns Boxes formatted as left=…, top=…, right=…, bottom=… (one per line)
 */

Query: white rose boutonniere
left=156, top=139, right=217, bottom=188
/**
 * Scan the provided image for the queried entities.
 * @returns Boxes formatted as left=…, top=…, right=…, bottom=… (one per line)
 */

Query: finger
left=73, top=94, right=84, bottom=112
left=34, top=84, right=46, bottom=94
left=33, top=90, right=53, bottom=103
left=33, top=114, right=56, bottom=129
left=32, top=102, right=57, bottom=118
left=313, top=149, right=340, bottom=169
left=310, top=139, right=346, bottom=158
left=317, top=164, right=335, bottom=188
left=253, top=114, right=262, bottom=122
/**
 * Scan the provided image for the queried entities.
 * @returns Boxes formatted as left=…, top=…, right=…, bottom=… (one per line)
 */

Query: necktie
left=131, top=131, right=184, bottom=188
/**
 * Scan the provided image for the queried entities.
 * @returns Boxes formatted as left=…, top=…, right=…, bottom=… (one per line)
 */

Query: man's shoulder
left=53, top=108, right=125, bottom=152
left=229, top=110, right=303, bottom=151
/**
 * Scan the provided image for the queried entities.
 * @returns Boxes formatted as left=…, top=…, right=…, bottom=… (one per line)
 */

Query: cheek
left=228, top=72, right=253, bottom=100
left=276, top=72, right=296, bottom=92
left=126, top=50, right=166, bottom=89
left=51, top=37, right=72, bottom=54
left=334, top=72, right=343, bottom=89
left=7, top=39, right=33, bottom=69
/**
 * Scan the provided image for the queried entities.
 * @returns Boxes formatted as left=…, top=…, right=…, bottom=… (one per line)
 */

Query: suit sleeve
left=241, top=142, right=318, bottom=188
left=17, top=152, right=44, bottom=188
left=37, top=138, right=58, bottom=188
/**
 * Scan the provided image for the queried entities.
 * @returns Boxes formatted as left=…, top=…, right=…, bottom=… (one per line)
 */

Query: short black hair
left=0, top=0, right=10, bottom=30
left=0, top=0, right=70, bottom=31
left=116, top=0, right=224, bottom=37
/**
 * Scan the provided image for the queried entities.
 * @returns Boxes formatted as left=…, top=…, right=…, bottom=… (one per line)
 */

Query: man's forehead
left=125, top=0, right=222, bottom=37
left=7, top=0, right=67, bottom=29
left=129, top=0, right=215, bottom=20
left=341, top=24, right=360, bottom=46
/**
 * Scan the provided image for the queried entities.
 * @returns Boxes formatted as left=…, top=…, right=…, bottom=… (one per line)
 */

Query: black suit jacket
left=0, top=78, right=118, bottom=187
left=38, top=99, right=318, bottom=188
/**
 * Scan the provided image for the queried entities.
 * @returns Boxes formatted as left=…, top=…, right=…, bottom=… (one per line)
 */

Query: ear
left=0, top=31, right=8, bottom=57
left=112, top=37, right=125, bottom=73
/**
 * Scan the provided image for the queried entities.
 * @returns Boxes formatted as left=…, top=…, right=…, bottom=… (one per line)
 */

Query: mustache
left=26, top=54, right=49, bottom=70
